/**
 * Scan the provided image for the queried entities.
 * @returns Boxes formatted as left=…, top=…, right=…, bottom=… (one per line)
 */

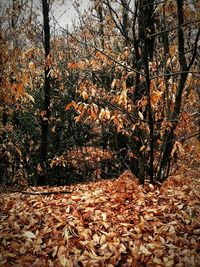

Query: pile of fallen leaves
left=0, top=170, right=200, bottom=267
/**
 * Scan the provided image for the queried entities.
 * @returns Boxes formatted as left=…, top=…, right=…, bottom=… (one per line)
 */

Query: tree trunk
left=37, top=0, right=51, bottom=185
left=157, top=0, right=200, bottom=181
left=121, top=0, right=130, bottom=46
left=96, top=0, right=104, bottom=49
left=138, top=0, right=155, bottom=61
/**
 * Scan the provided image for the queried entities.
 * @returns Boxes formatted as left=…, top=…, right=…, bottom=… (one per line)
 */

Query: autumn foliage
left=0, top=0, right=200, bottom=265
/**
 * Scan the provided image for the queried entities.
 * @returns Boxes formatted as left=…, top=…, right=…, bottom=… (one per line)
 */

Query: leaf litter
left=0, top=170, right=200, bottom=266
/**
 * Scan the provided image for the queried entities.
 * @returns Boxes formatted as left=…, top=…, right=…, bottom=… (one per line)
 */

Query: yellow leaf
left=171, top=141, right=184, bottom=157
left=48, top=259, right=54, bottom=267
left=138, top=111, right=144, bottom=120
left=177, top=203, right=184, bottom=210
left=105, top=108, right=110, bottom=120
left=139, top=245, right=152, bottom=255
left=82, top=91, right=88, bottom=100
left=75, top=115, right=81, bottom=122
left=59, top=255, right=67, bottom=267
left=57, top=245, right=66, bottom=258
left=132, top=124, right=136, bottom=132
left=165, top=259, right=175, bottom=267
left=20, top=246, right=26, bottom=254
left=119, top=243, right=127, bottom=253
left=159, top=236, right=165, bottom=244
left=51, top=126, right=56, bottom=133
left=99, top=108, right=106, bottom=120
left=26, top=92, right=35, bottom=103
left=29, top=61, right=35, bottom=70
left=153, top=257, right=163, bottom=264
left=36, top=237, right=43, bottom=245
left=23, top=231, right=36, bottom=239
left=100, top=235, right=107, bottom=246
left=93, top=233, right=99, bottom=246
left=123, top=47, right=130, bottom=60
left=166, top=57, right=171, bottom=67
left=100, top=243, right=108, bottom=251
left=101, top=213, right=107, bottom=221
left=140, top=145, right=146, bottom=152
left=111, top=78, right=117, bottom=89
left=187, top=73, right=192, bottom=86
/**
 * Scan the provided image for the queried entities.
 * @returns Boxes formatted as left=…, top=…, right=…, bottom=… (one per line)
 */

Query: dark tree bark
left=96, top=0, right=104, bottom=49
left=134, top=0, right=155, bottom=101
left=121, top=0, right=130, bottom=46
left=37, top=0, right=51, bottom=185
left=138, top=0, right=155, bottom=61
left=144, top=42, right=154, bottom=184
left=137, top=0, right=155, bottom=183
left=157, top=0, right=200, bottom=181
left=105, top=0, right=132, bottom=46
left=2, top=110, right=8, bottom=126
left=11, top=0, right=20, bottom=29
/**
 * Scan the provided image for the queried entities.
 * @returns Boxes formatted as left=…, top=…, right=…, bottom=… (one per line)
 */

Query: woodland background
left=0, top=0, right=199, bottom=187
left=0, top=0, right=200, bottom=266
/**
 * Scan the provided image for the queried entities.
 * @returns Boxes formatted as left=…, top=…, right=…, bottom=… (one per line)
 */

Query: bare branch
left=147, top=19, right=200, bottom=40
left=188, top=28, right=200, bottom=70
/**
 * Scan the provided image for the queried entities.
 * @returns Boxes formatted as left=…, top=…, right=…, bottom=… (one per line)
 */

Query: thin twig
left=147, top=19, right=200, bottom=40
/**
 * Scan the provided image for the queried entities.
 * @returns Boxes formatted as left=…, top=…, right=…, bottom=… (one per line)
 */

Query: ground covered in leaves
left=0, top=170, right=200, bottom=267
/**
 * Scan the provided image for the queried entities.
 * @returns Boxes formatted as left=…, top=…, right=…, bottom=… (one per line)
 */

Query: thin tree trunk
left=138, top=0, right=155, bottom=60
left=37, top=0, right=51, bottom=185
left=141, top=2, right=154, bottom=183
left=157, top=0, right=199, bottom=181
left=97, top=0, right=104, bottom=49
left=121, top=0, right=130, bottom=46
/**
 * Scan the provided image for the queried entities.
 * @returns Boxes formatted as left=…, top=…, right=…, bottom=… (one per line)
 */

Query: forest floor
left=0, top=149, right=200, bottom=266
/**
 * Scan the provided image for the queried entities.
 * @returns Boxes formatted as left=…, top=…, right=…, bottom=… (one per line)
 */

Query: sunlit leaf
left=23, top=231, right=36, bottom=239
left=26, top=92, right=35, bottom=103
left=82, top=91, right=88, bottom=100
left=28, top=61, right=35, bottom=70
left=138, top=111, right=144, bottom=120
